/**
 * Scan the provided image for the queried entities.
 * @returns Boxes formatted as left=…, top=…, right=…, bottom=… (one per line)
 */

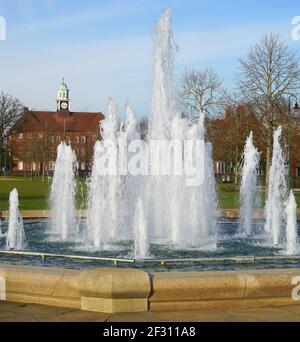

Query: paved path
left=1, top=301, right=300, bottom=322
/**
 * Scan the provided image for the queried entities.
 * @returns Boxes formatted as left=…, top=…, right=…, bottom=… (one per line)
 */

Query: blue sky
left=0, top=0, right=299, bottom=117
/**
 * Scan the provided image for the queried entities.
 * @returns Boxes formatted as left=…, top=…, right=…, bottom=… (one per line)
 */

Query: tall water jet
left=49, top=142, right=77, bottom=241
left=102, top=99, right=120, bottom=241
left=124, top=101, right=140, bottom=141
left=145, top=9, right=217, bottom=247
left=264, top=126, right=288, bottom=245
left=199, top=114, right=218, bottom=240
left=147, top=8, right=178, bottom=240
left=169, top=114, right=185, bottom=245
left=182, top=113, right=217, bottom=247
left=6, top=188, right=25, bottom=250
left=285, top=190, right=299, bottom=255
left=87, top=99, right=121, bottom=248
left=149, top=7, right=177, bottom=140
left=133, top=197, right=149, bottom=259
left=239, top=132, right=260, bottom=236
left=119, top=102, right=141, bottom=237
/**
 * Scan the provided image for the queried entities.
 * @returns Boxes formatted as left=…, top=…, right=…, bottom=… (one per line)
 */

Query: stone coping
left=0, top=265, right=150, bottom=314
left=2, top=209, right=300, bottom=220
left=0, top=264, right=300, bottom=313
left=149, top=269, right=300, bottom=311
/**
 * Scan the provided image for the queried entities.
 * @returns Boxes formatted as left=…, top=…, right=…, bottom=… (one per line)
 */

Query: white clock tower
left=57, top=77, right=70, bottom=111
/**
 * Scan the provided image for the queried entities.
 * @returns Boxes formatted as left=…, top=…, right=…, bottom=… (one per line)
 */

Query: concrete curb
left=149, top=269, right=300, bottom=311
left=0, top=265, right=150, bottom=314
left=0, top=265, right=299, bottom=313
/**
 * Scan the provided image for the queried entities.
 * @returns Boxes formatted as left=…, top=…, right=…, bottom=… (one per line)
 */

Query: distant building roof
left=11, top=110, right=105, bottom=134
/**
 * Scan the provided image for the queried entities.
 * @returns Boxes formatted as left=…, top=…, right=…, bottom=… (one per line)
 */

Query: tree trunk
left=234, top=145, right=239, bottom=185
left=265, top=144, right=271, bottom=190
left=0, top=141, right=2, bottom=176
left=42, top=162, right=45, bottom=182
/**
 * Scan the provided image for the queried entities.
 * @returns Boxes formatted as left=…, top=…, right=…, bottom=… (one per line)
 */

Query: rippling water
left=0, top=219, right=299, bottom=273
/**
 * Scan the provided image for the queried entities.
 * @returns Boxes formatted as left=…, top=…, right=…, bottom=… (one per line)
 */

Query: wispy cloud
left=14, top=0, right=155, bottom=33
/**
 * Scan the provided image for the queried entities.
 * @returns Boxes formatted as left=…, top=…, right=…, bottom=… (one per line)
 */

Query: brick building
left=9, top=79, right=105, bottom=175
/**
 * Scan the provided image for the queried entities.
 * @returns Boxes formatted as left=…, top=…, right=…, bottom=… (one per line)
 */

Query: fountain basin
left=0, top=219, right=300, bottom=272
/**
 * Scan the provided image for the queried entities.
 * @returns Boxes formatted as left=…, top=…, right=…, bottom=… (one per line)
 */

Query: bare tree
left=33, top=118, right=54, bottom=181
left=0, top=92, right=23, bottom=173
left=180, top=67, right=227, bottom=120
left=237, top=33, right=300, bottom=185
left=12, top=112, right=55, bottom=181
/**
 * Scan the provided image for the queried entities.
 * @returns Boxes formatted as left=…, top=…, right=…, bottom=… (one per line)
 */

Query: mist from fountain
left=6, top=188, right=26, bottom=250
left=285, top=190, right=299, bottom=255
left=49, top=142, right=77, bottom=241
left=239, top=132, right=260, bottom=236
left=264, top=126, right=288, bottom=245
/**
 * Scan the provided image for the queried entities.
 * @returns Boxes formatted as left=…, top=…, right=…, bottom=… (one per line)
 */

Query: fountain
left=49, top=142, right=77, bottom=241
left=285, top=190, right=299, bottom=255
left=133, top=197, right=149, bottom=259
left=145, top=8, right=217, bottom=247
left=86, top=8, right=217, bottom=251
left=2, top=8, right=300, bottom=275
left=264, top=126, right=288, bottom=245
left=6, top=188, right=25, bottom=250
left=239, top=132, right=260, bottom=236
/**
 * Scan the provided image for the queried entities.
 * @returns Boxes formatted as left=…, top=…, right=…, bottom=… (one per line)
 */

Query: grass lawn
left=0, top=176, right=87, bottom=210
left=1, top=177, right=300, bottom=210
left=217, top=184, right=300, bottom=209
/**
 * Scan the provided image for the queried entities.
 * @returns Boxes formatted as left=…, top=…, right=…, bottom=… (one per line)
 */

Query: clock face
left=60, top=102, right=68, bottom=110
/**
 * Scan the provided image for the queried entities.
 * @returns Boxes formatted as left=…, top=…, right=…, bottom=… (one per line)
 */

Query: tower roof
left=58, top=77, right=69, bottom=92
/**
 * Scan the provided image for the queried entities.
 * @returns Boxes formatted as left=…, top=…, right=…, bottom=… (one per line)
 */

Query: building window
left=92, top=135, right=97, bottom=142
left=81, top=136, right=86, bottom=144
left=18, top=161, right=23, bottom=171
left=50, top=136, right=55, bottom=143
left=27, top=133, right=33, bottom=139
left=81, top=148, right=86, bottom=157
left=297, top=167, right=300, bottom=177
left=75, top=136, right=80, bottom=144
left=18, top=133, right=23, bottom=139
left=38, top=133, right=43, bottom=139
left=56, top=136, right=61, bottom=142
left=81, top=162, right=86, bottom=171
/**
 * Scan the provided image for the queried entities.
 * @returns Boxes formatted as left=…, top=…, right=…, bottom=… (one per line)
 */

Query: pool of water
left=0, top=219, right=299, bottom=273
